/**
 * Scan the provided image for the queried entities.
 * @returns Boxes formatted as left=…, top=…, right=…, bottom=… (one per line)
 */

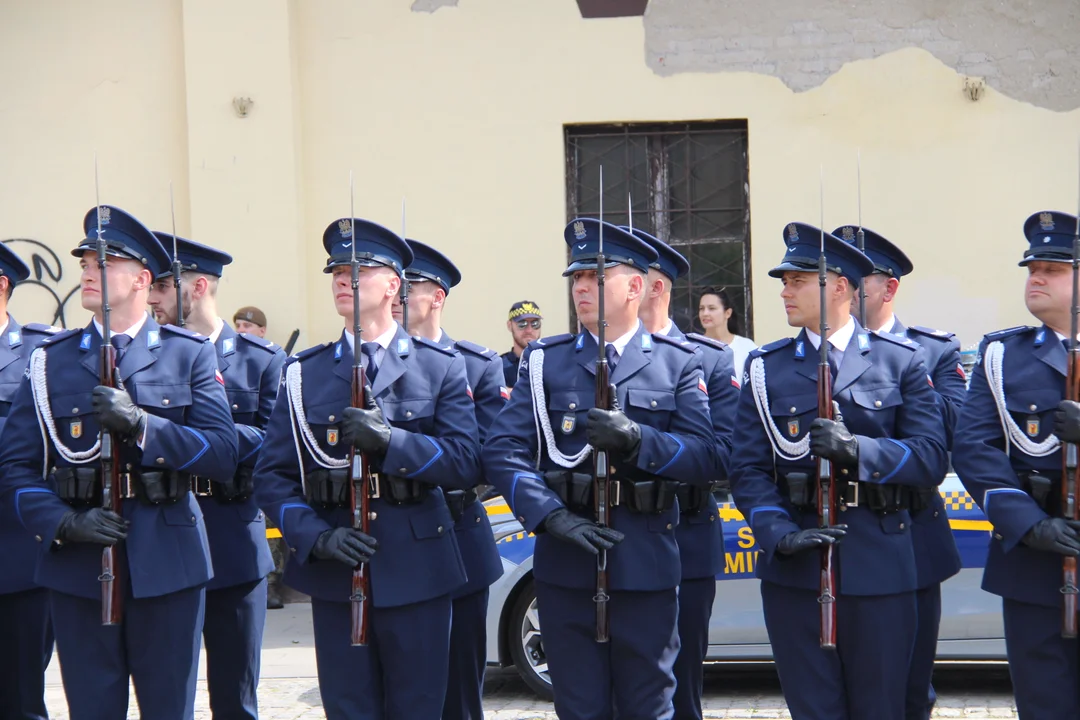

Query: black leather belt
left=305, top=469, right=429, bottom=508
left=542, top=471, right=678, bottom=515
left=54, top=467, right=186, bottom=507
left=780, top=471, right=909, bottom=515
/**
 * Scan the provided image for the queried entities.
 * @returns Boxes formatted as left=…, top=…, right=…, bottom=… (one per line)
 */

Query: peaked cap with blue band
left=322, top=218, right=413, bottom=276
left=151, top=233, right=234, bottom=278
left=1020, top=210, right=1079, bottom=266
left=620, top=226, right=690, bottom=280
left=563, top=218, right=659, bottom=276
left=404, top=239, right=461, bottom=294
left=0, top=244, right=32, bottom=286
left=768, top=222, right=874, bottom=286
left=832, top=225, right=913, bottom=278
left=74, top=205, right=172, bottom=279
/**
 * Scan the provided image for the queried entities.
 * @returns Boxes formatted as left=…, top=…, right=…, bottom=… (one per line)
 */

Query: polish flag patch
left=956, top=362, right=966, bottom=380
left=698, top=376, right=709, bottom=395
left=215, top=370, right=225, bottom=386
left=500, top=386, right=511, bottom=400
left=466, top=384, right=473, bottom=400
left=927, top=374, right=935, bottom=388
left=730, top=374, right=740, bottom=389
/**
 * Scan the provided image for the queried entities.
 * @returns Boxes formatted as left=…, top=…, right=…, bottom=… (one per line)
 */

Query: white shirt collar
left=344, top=322, right=399, bottom=353
left=805, top=317, right=856, bottom=353
left=875, top=313, right=897, bottom=335
left=208, top=317, right=225, bottom=344
left=0, top=315, right=10, bottom=339
left=93, top=312, right=149, bottom=341
left=657, top=319, right=674, bottom=337
left=589, top=321, right=641, bottom=358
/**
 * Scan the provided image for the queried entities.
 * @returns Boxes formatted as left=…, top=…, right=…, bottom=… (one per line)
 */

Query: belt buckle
left=118, top=473, right=136, bottom=499
left=193, top=476, right=213, bottom=497
left=844, top=482, right=859, bottom=508
left=368, top=472, right=381, bottom=500
left=610, top=479, right=621, bottom=507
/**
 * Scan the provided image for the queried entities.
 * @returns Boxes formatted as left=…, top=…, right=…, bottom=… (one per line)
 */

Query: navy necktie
left=361, top=342, right=380, bottom=383
left=827, top=344, right=843, bottom=383
left=111, top=334, right=131, bottom=364
left=605, top=343, right=619, bottom=372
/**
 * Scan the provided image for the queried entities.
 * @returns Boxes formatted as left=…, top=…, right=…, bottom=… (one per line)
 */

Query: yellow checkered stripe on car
left=943, top=490, right=976, bottom=511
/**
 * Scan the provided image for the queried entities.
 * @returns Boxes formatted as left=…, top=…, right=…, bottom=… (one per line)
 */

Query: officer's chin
left=80, top=290, right=101, bottom=313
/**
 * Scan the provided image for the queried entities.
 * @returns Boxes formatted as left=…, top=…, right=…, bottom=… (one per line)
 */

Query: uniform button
left=994, top=533, right=1003, bottom=540
left=874, top=400, right=882, bottom=408
left=789, top=406, right=797, bottom=413
left=399, top=468, right=407, bottom=473
left=1030, top=404, right=1037, bottom=412
left=369, top=512, right=378, bottom=521
left=666, top=523, right=673, bottom=530
left=232, top=404, right=239, bottom=410
left=709, top=514, right=716, bottom=522
left=872, top=472, right=880, bottom=479
left=649, top=462, right=656, bottom=468
left=290, top=547, right=298, bottom=553
left=840, top=505, right=847, bottom=512
left=518, top=516, right=525, bottom=523
left=126, top=463, right=133, bottom=471
left=190, top=515, right=196, bottom=522
left=329, top=415, right=336, bottom=422
left=162, top=398, right=170, bottom=406
left=156, top=457, right=165, bottom=465
left=405, top=411, right=413, bottom=418
left=437, top=525, right=444, bottom=533
left=650, top=400, right=657, bottom=408
left=34, top=534, right=41, bottom=542
left=72, top=407, right=79, bottom=414
left=899, top=522, right=906, bottom=529
left=475, top=516, right=481, bottom=523
left=841, top=468, right=848, bottom=475
left=569, top=403, right=577, bottom=410
left=933, top=511, right=939, bottom=517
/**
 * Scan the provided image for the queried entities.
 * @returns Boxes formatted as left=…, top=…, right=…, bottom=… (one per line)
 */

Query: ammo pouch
left=137, top=471, right=189, bottom=506
left=543, top=471, right=679, bottom=515
left=675, top=482, right=713, bottom=515
left=305, top=468, right=429, bottom=508
left=907, top=487, right=937, bottom=513
left=445, top=488, right=478, bottom=523
left=1019, top=471, right=1059, bottom=514
left=55, top=467, right=101, bottom=507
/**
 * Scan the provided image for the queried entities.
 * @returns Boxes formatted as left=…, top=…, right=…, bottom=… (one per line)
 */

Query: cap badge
left=841, top=226, right=855, bottom=242
left=1040, top=212, right=1055, bottom=231
left=787, top=223, right=799, bottom=241
left=338, top=218, right=353, bottom=238
left=573, top=221, right=587, bottom=240
left=98, top=206, right=112, bottom=226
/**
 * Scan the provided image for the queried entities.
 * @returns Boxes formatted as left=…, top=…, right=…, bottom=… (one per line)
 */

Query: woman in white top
left=698, top=287, right=756, bottom=379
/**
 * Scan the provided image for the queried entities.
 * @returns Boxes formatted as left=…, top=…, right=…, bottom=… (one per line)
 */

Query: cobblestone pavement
left=42, top=605, right=1019, bottom=718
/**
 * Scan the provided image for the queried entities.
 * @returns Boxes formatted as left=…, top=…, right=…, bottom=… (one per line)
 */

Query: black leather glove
left=542, top=507, right=625, bottom=555
left=92, top=386, right=147, bottom=441
left=56, top=508, right=129, bottom=545
left=776, top=526, right=848, bottom=556
left=312, top=527, right=379, bottom=567
left=586, top=408, right=642, bottom=457
left=1021, top=518, right=1080, bottom=556
left=1054, top=400, right=1080, bottom=444
left=341, top=386, right=392, bottom=455
left=809, top=418, right=859, bottom=468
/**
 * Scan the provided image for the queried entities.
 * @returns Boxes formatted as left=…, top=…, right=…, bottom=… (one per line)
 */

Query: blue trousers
left=761, top=581, right=915, bottom=720
left=0, top=588, right=53, bottom=720
left=50, top=586, right=205, bottom=720
left=311, top=594, right=452, bottom=720
left=442, top=588, right=489, bottom=720
left=905, top=584, right=940, bottom=720
left=535, top=581, right=679, bottom=720
left=1003, top=597, right=1080, bottom=718
left=203, top=578, right=268, bottom=720
left=672, top=577, right=715, bottom=720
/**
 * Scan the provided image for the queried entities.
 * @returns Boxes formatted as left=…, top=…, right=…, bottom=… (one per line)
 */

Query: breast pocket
left=1006, top=388, right=1059, bottom=444
left=227, top=388, right=259, bottom=422
left=50, top=391, right=98, bottom=448
left=625, top=388, right=676, bottom=429
left=382, top=397, right=436, bottom=432
left=769, top=392, right=817, bottom=441
left=848, top=385, right=903, bottom=431
left=135, top=383, right=193, bottom=424
left=547, top=390, right=586, bottom=439
left=304, top=399, right=349, bottom=454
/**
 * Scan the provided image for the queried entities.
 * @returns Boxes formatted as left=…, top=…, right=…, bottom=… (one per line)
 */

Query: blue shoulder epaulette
left=454, top=339, right=497, bottom=360
left=532, top=333, right=574, bottom=349
left=907, top=325, right=956, bottom=340
left=22, top=323, right=63, bottom=336
left=869, top=330, right=918, bottom=350
left=652, top=332, right=696, bottom=354
left=750, top=337, right=792, bottom=358
left=238, top=332, right=280, bottom=354
left=40, top=328, right=82, bottom=346
left=685, top=332, right=729, bottom=352
left=414, top=336, right=456, bottom=357
left=984, top=325, right=1035, bottom=342
left=292, top=342, right=331, bottom=361
left=161, top=324, right=209, bottom=342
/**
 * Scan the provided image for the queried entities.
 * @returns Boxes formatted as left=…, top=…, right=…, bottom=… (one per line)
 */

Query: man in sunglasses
left=501, top=301, right=542, bottom=388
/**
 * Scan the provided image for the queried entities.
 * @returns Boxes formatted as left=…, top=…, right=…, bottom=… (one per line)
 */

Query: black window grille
left=564, top=121, right=752, bottom=338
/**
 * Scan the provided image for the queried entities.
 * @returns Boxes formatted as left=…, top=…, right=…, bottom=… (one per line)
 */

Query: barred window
left=564, top=121, right=752, bottom=338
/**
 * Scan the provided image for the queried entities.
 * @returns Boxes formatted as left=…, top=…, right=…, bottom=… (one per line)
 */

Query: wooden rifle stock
left=348, top=363, right=372, bottom=647
left=816, top=364, right=838, bottom=649
left=99, top=342, right=124, bottom=626
left=1064, top=351, right=1079, bottom=638
left=593, top=365, right=613, bottom=644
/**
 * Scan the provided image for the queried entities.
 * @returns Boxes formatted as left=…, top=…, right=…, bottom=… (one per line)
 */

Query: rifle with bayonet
left=855, top=151, right=867, bottom=327
left=1062, top=150, right=1080, bottom=638
left=593, top=165, right=614, bottom=643
left=169, top=183, right=184, bottom=327
left=95, top=160, right=124, bottom=627
left=817, top=170, right=838, bottom=649
left=400, top=197, right=409, bottom=331
left=346, top=173, right=373, bottom=647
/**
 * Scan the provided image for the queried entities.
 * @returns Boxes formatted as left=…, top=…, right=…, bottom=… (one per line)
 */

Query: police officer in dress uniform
left=628, top=227, right=738, bottom=720
left=400, top=239, right=506, bottom=720
left=952, top=210, right=1080, bottom=718
left=483, top=219, right=717, bottom=720
left=834, top=224, right=966, bottom=720
left=252, top=218, right=479, bottom=720
left=501, top=301, right=543, bottom=389
left=0, top=205, right=238, bottom=720
left=729, top=223, right=949, bottom=720
left=147, top=235, right=285, bottom=720
left=0, top=244, right=62, bottom=720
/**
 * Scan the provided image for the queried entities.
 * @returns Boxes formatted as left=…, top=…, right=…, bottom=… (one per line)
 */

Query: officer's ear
left=626, top=271, right=645, bottom=300
left=386, top=272, right=401, bottom=298
left=431, top=287, right=446, bottom=309
left=133, top=267, right=154, bottom=292
left=882, top=277, right=900, bottom=303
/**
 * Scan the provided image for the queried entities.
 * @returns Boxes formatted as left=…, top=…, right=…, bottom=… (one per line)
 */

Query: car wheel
left=507, top=579, right=554, bottom=701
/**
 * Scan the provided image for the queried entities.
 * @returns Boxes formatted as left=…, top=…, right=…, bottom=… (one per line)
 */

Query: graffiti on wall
left=1, top=238, right=81, bottom=328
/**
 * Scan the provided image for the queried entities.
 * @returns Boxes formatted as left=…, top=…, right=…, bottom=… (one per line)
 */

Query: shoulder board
left=292, top=342, right=332, bottom=362
left=21, top=323, right=63, bottom=335
left=651, top=333, right=696, bottom=353
left=160, top=324, right=209, bottom=342
left=869, top=330, right=918, bottom=350
left=40, top=328, right=82, bottom=345
left=237, top=332, right=280, bottom=353
left=454, top=339, right=497, bottom=360
left=531, top=333, right=574, bottom=349
left=413, top=336, right=457, bottom=356
left=984, top=325, right=1035, bottom=342
left=750, top=337, right=792, bottom=358
left=907, top=325, right=956, bottom=340
left=684, top=332, right=729, bottom=352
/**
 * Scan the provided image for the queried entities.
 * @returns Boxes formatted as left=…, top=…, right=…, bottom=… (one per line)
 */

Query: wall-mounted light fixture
left=232, top=97, right=254, bottom=118
left=963, top=77, right=985, bottom=102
